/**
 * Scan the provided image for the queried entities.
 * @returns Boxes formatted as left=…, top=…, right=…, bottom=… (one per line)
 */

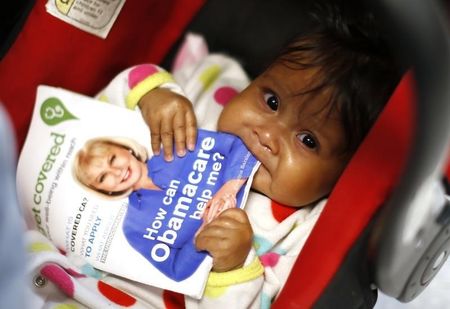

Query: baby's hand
left=195, top=208, right=253, bottom=272
left=138, top=88, right=197, bottom=161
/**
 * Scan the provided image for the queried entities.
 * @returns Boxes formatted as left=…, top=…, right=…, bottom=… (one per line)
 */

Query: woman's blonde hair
left=73, top=136, right=149, bottom=200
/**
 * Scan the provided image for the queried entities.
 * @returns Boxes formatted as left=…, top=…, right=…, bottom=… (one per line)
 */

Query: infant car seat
left=1, top=0, right=449, bottom=308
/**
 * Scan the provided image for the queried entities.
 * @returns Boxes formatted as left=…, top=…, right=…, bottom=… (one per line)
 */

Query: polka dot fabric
left=213, top=86, right=238, bottom=106
left=128, top=64, right=160, bottom=89
left=260, top=252, right=281, bottom=268
left=39, top=262, right=139, bottom=307
left=41, top=264, right=75, bottom=297
left=26, top=231, right=148, bottom=307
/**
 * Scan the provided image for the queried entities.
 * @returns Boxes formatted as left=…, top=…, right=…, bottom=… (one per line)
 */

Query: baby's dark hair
left=276, top=1, right=404, bottom=153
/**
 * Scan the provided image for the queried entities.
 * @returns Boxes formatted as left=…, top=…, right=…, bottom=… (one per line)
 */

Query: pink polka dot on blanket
left=213, top=86, right=238, bottom=106
left=260, top=252, right=281, bottom=267
left=40, top=264, right=75, bottom=297
left=128, top=64, right=159, bottom=89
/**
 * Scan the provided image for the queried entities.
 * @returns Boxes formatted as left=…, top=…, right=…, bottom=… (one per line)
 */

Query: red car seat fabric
left=274, top=73, right=416, bottom=308
left=0, top=0, right=205, bottom=150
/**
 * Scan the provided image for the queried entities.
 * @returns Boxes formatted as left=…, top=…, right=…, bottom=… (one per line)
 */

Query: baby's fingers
left=149, top=118, right=162, bottom=156
left=160, top=118, right=175, bottom=161
left=195, top=225, right=227, bottom=252
left=185, top=110, right=197, bottom=151
left=173, top=112, right=187, bottom=157
left=148, top=115, right=175, bottom=160
left=217, top=208, right=250, bottom=225
left=173, top=108, right=197, bottom=157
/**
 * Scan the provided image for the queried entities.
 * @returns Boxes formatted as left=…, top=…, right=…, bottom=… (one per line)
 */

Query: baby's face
left=218, top=62, right=350, bottom=207
left=80, top=143, right=147, bottom=194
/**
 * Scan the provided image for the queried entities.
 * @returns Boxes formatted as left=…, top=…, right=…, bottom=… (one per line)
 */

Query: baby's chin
left=251, top=174, right=321, bottom=207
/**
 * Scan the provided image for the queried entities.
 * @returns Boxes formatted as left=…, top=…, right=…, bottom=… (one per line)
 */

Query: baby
left=86, top=7, right=402, bottom=308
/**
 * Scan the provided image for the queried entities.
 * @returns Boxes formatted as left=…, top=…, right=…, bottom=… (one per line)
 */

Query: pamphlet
left=16, top=85, right=259, bottom=298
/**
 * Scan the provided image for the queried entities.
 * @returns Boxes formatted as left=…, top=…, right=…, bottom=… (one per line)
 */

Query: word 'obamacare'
left=143, top=136, right=225, bottom=262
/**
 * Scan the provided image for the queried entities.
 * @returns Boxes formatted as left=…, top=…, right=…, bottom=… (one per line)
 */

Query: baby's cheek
left=217, top=99, right=242, bottom=131
left=271, top=175, right=316, bottom=207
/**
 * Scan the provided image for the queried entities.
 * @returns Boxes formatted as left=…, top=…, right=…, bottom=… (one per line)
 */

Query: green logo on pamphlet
left=40, top=97, right=78, bottom=126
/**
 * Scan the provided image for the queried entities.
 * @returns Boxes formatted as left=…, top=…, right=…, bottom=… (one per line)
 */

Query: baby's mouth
left=246, top=131, right=271, bottom=164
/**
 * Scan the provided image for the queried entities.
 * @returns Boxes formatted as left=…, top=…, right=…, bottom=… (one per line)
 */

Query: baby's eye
left=298, top=133, right=317, bottom=149
left=263, top=92, right=279, bottom=111
left=99, top=174, right=106, bottom=184
left=109, top=155, right=116, bottom=165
